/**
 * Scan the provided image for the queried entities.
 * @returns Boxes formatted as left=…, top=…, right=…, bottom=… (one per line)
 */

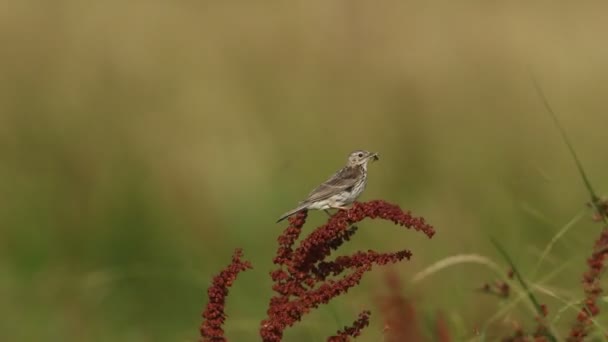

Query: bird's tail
left=276, top=203, right=309, bottom=223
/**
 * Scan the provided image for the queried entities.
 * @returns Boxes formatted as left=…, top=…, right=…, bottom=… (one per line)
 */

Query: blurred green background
left=2, top=1, right=608, bottom=341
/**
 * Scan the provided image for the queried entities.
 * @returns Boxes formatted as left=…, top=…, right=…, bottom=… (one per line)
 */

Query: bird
left=277, top=150, right=379, bottom=223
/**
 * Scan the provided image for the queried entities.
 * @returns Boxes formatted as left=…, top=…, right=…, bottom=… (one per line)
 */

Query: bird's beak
left=371, top=153, right=379, bottom=161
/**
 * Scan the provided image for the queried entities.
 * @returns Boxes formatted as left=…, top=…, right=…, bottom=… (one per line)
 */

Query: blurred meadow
left=2, top=1, right=608, bottom=341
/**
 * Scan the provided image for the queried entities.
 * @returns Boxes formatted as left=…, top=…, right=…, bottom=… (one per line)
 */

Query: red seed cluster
left=262, top=266, right=371, bottom=342
left=347, top=200, right=435, bottom=238
left=327, top=310, right=371, bottom=342
left=479, top=280, right=510, bottom=298
left=568, top=229, right=608, bottom=341
left=479, top=268, right=513, bottom=299
left=260, top=200, right=435, bottom=341
left=200, top=249, right=252, bottom=342
left=483, top=271, right=551, bottom=340
left=533, top=304, right=551, bottom=341
left=502, top=311, right=551, bottom=342
left=292, top=200, right=434, bottom=272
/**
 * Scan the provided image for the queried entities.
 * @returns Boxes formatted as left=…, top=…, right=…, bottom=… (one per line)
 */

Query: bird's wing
left=302, top=166, right=362, bottom=204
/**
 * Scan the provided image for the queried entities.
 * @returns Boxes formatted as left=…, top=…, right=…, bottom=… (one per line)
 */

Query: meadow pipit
left=277, top=150, right=379, bottom=222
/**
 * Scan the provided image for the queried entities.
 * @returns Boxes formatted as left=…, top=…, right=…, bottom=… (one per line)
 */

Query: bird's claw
left=335, top=206, right=353, bottom=220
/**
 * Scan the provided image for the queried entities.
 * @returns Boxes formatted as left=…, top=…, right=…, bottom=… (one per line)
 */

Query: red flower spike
left=260, top=200, right=435, bottom=341
left=200, top=249, right=253, bottom=342
left=568, top=229, right=608, bottom=341
left=313, top=250, right=412, bottom=280
left=273, top=210, right=308, bottom=266
left=327, top=310, right=371, bottom=342
left=199, top=201, right=436, bottom=341
left=292, top=201, right=434, bottom=272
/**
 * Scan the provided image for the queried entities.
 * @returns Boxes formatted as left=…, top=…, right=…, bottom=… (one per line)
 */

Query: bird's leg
left=324, top=209, right=333, bottom=217
left=333, top=205, right=354, bottom=220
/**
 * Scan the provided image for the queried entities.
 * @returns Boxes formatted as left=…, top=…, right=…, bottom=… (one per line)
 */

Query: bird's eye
left=357, top=153, right=363, bottom=158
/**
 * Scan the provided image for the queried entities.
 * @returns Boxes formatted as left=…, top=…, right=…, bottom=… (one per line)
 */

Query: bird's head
left=347, top=150, right=379, bottom=167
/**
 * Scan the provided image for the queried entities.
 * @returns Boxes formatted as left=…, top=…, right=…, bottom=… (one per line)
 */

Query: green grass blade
left=411, top=254, right=505, bottom=284
left=530, top=75, right=607, bottom=224
left=490, top=237, right=558, bottom=342
left=532, top=210, right=585, bottom=279
left=549, top=295, right=608, bottom=338
left=530, top=76, right=598, bottom=202
left=480, top=260, right=570, bottom=338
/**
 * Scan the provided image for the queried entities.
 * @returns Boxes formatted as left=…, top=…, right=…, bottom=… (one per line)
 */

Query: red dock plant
left=568, top=198, right=608, bottom=341
left=378, top=270, right=451, bottom=342
left=200, top=200, right=435, bottom=341
left=200, top=249, right=252, bottom=341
